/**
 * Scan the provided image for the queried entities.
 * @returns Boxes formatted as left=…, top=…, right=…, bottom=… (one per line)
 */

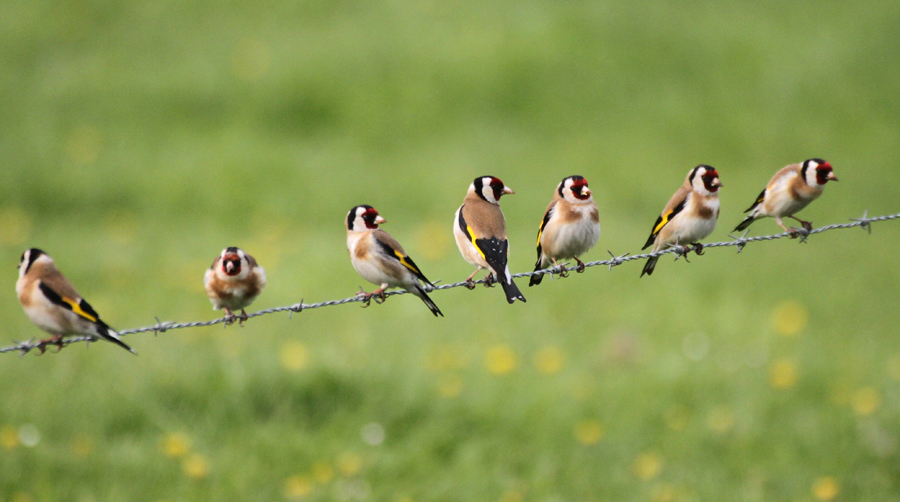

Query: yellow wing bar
left=653, top=209, right=675, bottom=235
left=62, top=297, right=98, bottom=323
left=394, top=250, right=422, bottom=275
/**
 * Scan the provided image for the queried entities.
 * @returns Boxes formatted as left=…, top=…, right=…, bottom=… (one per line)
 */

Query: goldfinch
left=734, top=159, right=838, bottom=233
left=453, top=176, right=526, bottom=303
left=346, top=205, right=443, bottom=317
left=204, top=247, right=267, bottom=324
left=16, top=248, right=135, bottom=354
left=641, top=165, right=723, bottom=277
left=529, top=175, right=600, bottom=286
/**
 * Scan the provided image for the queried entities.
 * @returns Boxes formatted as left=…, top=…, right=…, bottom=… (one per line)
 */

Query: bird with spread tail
left=530, top=175, right=600, bottom=286
left=346, top=205, right=443, bottom=316
left=734, top=159, right=838, bottom=234
left=453, top=176, right=526, bottom=303
left=641, top=165, right=722, bottom=277
left=204, top=246, right=267, bottom=325
left=16, top=248, right=135, bottom=354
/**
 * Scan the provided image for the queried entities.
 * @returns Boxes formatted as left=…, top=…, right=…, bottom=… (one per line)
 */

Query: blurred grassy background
left=2, top=0, right=900, bottom=500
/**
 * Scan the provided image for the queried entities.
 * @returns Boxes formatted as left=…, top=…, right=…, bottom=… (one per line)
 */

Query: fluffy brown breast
left=555, top=199, right=599, bottom=224
left=354, top=233, right=371, bottom=259
left=690, top=193, right=718, bottom=219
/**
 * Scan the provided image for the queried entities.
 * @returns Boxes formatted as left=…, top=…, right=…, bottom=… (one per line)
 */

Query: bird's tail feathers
left=96, top=323, right=137, bottom=354
left=413, top=285, right=443, bottom=317
left=499, top=267, right=526, bottom=303
left=734, top=216, right=756, bottom=232
left=641, top=256, right=658, bottom=278
left=528, top=258, right=546, bottom=287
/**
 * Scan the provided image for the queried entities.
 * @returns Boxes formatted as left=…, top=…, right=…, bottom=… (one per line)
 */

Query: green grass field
left=2, top=0, right=900, bottom=500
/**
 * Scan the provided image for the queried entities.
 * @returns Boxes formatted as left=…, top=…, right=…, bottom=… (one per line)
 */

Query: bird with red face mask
left=641, top=165, right=723, bottom=277
left=530, top=175, right=601, bottom=286
left=734, top=159, right=838, bottom=235
left=17, top=248, right=135, bottom=354
left=345, top=205, right=442, bottom=317
left=453, top=176, right=526, bottom=304
left=204, top=247, right=266, bottom=324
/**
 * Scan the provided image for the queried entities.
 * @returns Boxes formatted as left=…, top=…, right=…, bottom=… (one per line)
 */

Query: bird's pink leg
left=223, top=308, right=237, bottom=325
left=790, top=216, right=813, bottom=231
left=464, top=267, right=483, bottom=289
left=357, top=285, right=388, bottom=307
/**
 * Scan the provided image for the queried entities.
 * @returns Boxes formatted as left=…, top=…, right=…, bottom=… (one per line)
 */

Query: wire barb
left=851, top=210, right=873, bottom=235
left=667, top=240, right=692, bottom=263
left=2, top=211, right=898, bottom=356
left=727, top=230, right=750, bottom=254
left=606, top=250, right=630, bottom=271
left=788, top=227, right=811, bottom=243
left=289, top=300, right=304, bottom=319
left=153, top=317, right=170, bottom=336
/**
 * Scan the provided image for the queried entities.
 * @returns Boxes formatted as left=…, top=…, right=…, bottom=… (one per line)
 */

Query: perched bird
left=16, top=248, right=135, bottom=354
left=734, top=159, right=838, bottom=233
left=453, top=176, right=526, bottom=303
left=204, top=247, right=267, bottom=324
left=346, top=205, right=443, bottom=317
left=529, top=175, right=600, bottom=286
left=641, top=165, right=723, bottom=277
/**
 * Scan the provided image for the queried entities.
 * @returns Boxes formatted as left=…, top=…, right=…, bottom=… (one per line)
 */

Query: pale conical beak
left=374, top=215, right=387, bottom=224
left=713, top=178, right=723, bottom=188
left=502, top=187, right=515, bottom=195
left=827, top=172, right=838, bottom=181
left=225, top=261, right=235, bottom=273
left=582, top=188, right=592, bottom=196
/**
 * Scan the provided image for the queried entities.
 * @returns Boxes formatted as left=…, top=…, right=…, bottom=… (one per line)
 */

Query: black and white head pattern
left=18, top=248, right=48, bottom=278
left=471, top=176, right=510, bottom=205
left=688, top=165, right=722, bottom=196
left=557, top=175, right=592, bottom=203
left=346, top=205, right=384, bottom=232
left=801, top=158, right=836, bottom=187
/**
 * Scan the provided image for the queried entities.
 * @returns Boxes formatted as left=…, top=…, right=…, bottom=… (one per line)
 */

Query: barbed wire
left=2, top=210, right=896, bottom=356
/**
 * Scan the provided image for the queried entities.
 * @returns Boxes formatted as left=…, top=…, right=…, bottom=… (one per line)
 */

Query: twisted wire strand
left=3, top=211, right=896, bottom=356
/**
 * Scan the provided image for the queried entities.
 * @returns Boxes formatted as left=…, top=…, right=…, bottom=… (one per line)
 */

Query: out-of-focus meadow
left=2, top=0, right=900, bottom=500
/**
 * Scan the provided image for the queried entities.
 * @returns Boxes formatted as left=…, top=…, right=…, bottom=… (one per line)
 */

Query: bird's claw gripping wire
left=552, top=261, right=571, bottom=278
left=221, top=308, right=249, bottom=326
left=464, top=280, right=477, bottom=290
left=668, top=242, right=692, bottom=263
left=787, top=227, right=810, bottom=242
left=357, top=287, right=386, bottom=307
left=483, top=274, right=497, bottom=288
left=36, top=336, right=65, bottom=355
left=574, top=257, right=586, bottom=273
